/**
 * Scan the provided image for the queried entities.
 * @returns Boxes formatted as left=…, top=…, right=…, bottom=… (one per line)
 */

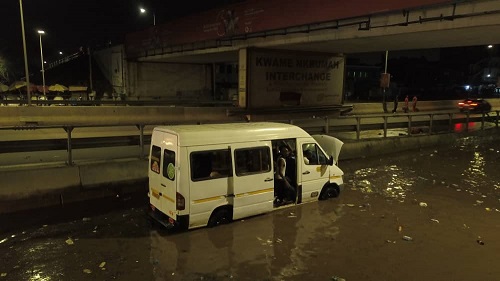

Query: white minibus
left=148, top=122, right=344, bottom=230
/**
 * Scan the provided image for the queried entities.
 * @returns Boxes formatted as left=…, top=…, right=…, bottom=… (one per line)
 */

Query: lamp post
left=38, top=30, right=46, bottom=97
left=140, top=7, right=155, bottom=26
left=19, top=0, right=31, bottom=105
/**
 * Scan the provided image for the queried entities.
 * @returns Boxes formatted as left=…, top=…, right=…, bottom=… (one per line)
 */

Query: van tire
left=319, top=184, right=340, bottom=200
left=207, top=207, right=232, bottom=227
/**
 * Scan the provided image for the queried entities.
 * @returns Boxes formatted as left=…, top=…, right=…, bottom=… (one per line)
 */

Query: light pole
left=38, top=30, right=46, bottom=98
left=19, top=0, right=31, bottom=105
left=140, top=7, right=155, bottom=26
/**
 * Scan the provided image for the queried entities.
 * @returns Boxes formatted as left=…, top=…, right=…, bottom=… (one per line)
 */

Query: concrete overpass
left=130, top=0, right=500, bottom=63
left=110, top=0, right=500, bottom=110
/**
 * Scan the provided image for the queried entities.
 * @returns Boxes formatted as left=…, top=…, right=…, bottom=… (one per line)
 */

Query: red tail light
left=458, top=102, right=464, bottom=105
left=176, top=192, right=185, bottom=210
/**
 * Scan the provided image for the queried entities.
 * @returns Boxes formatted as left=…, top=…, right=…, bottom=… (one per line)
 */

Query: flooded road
left=1, top=133, right=499, bottom=281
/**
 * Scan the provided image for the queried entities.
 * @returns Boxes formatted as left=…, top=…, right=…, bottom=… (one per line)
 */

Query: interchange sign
left=247, top=49, right=344, bottom=108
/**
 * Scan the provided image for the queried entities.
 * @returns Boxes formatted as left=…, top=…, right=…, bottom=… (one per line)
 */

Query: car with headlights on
left=458, top=98, right=491, bottom=113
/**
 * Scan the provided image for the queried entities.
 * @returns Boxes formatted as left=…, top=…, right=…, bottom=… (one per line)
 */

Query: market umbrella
left=9, top=81, right=35, bottom=91
left=0, top=83, right=8, bottom=92
left=48, top=84, right=69, bottom=92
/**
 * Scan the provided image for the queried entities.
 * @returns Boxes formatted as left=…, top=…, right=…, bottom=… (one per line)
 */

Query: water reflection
left=149, top=202, right=342, bottom=280
left=457, top=140, right=499, bottom=196
left=462, top=151, right=486, bottom=187
left=350, top=165, right=415, bottom=201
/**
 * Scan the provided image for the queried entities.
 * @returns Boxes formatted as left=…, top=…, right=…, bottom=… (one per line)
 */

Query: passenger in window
left=210, top=170, right=222, bottom=178
left=151, top=160, right=160, bottom=173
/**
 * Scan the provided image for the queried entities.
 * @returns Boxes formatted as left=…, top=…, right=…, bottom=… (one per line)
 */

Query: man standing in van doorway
left=275, top=146, right=296, bottom=204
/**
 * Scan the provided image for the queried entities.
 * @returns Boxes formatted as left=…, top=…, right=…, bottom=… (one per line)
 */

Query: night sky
left=0, top=0, right=239, bottom=79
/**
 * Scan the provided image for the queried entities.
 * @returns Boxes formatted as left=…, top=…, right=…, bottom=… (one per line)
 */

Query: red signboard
left=125, top=0, right=454, bottom=58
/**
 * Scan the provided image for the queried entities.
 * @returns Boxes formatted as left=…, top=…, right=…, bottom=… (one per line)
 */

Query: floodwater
left=0, top=133, right=499, bottom=281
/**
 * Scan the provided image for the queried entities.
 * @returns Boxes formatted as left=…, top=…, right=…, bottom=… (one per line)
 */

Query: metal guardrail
left=0, top=110, right=498, bottom=167
left=272, top=110, right=500, bottom=139
left=339, top=110, right=500, bottom=140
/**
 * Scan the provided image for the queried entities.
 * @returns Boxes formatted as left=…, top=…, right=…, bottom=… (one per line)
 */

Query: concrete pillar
left=238, top=48, right=248, bottom=108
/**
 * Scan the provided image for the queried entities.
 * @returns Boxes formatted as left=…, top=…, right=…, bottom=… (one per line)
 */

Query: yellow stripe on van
left=330, top=175, right=342, bottom=179
left=235, top=187, right=274, bottom=198
left=193, top=195, right=225, bottom=204
left=151, top=187, right=175, bottom=203
left=162, top=194, right=175, bottom=203
left=151, top=190, right=160, bottom=199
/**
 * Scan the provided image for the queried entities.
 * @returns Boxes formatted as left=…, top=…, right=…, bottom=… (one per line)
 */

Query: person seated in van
left=274, top=146, right=296, bottom=205
left=303, top=149, right=318, bottom=165
left=303, top=150, right=312, bottom=164
left=209, top=170, right=222, bottom=178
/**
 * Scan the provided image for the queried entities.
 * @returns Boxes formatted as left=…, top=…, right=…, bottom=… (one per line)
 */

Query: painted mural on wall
left=125, top=0, right=452, bottom=58
left=248, top=49, right=344, bottom=108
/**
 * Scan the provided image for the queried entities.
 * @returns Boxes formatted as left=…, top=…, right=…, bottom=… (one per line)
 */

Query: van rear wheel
left=207, top=208, right=232, bottom=227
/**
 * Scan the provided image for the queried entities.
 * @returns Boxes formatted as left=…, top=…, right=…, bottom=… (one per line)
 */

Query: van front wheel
left=207, top=208, right=232, bottom=227
left=319, top=184, right=339, bottom=200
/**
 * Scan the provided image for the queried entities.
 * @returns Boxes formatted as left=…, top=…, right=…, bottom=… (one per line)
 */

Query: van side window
left=302, top=143, right=328, bottom=165
left=191, top=149, right=231, bottom=181
left=150, top=145, right=161, bottom=174
left=163, top=149, right=176, bottom=181
left=235, top=147, right=271, bottom=176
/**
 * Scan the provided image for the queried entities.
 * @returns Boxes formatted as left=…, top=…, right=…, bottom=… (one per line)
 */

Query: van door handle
left=302, top=171, right=310, bottom=175
left=161, top=183, right=166, bottom=187
left=264, top=178, right=273, bottom=182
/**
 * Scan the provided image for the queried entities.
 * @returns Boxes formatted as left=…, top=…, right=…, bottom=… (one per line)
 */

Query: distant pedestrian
left=392, top=94, right=399, bottom=113
left=412, top=95, right=418, bottom=112
left=403, top=95, right=409, bottom=113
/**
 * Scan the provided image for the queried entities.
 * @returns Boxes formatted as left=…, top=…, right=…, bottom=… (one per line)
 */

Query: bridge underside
left=137, top=0, right=500, bottom=64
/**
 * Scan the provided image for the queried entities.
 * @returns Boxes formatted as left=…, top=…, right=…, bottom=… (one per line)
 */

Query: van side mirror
left=328, top=155, right=334, bottom=166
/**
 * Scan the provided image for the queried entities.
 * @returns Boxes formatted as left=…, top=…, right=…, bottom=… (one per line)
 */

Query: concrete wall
left=94, top=45, right=127, bottom=95
left=0, top=106, right=242, bottom=127
left=0, top=160, right=147, bottom=200
left=0, top=160, right=148, bottom=213
left=127, top=62, right=213, bottom=99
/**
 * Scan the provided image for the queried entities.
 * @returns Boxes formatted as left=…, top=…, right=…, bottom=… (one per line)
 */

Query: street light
left=19, top=0, right=31, bottom=105
left=38, top=30, right=46, bottom=97
left=139, top=7, right=155, bottom=26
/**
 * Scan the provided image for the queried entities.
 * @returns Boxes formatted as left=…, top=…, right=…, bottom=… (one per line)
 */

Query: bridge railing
left=280, top=110, right=500, bottom=140
left=0, top=110, right=498, bottom=168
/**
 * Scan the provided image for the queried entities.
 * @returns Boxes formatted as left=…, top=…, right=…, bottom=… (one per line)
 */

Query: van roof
left=154, top=122, right=311, bottom=146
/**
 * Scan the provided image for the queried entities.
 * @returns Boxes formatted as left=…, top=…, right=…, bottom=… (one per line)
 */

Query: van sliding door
left=230, top=142, right=274, bottom=220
